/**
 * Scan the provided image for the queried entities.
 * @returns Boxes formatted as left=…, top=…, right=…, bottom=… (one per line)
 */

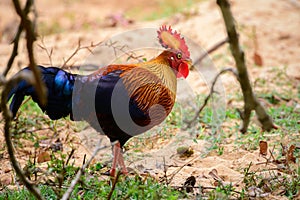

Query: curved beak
left=184, top=58, right=193, bottom=68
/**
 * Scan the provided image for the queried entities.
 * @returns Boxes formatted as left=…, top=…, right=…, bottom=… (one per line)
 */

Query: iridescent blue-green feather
left=7, top=66, right=76, bottom=119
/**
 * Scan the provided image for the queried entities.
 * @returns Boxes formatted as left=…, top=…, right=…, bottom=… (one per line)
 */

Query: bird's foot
left=110, top=168, right=117, bottom=177
left=109, top=168, right=128, bottom=177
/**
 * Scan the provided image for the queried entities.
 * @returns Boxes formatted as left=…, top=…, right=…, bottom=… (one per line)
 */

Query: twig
left=37, top=37, right=53, bottom=66
left=3, top=25, right=23, bottom=77
left=12, top=0, right=47, bottom=106
left=105, top=40, right=145, bottom=62
left=163, top=157, right=168, bottom=185
left=217, top=0, right=276, bottom=133
left=65, top=149, right=75, bottom=166
left=61, top=139, right=113, bottom=200
left=107, top=171, right=121, bottom=200
left=184, top=68, right=237, bottom=128
left=193, top=37, right=229, bottom=67
left=1, top=71, right=44, bottom=200
left=167, top=156, right=198, bottom=185
left=61, top=40, right=103, bottom=69
left=2, top=0, right=32, bottom=77
left=2, top=1, right=47, bottom=198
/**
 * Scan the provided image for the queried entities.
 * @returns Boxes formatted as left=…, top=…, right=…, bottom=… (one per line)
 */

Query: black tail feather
left=7, top=66, right=75, bottom=119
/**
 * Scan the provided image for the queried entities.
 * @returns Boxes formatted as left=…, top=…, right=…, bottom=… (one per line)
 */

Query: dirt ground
left=0, top=0, right=299, bottom=199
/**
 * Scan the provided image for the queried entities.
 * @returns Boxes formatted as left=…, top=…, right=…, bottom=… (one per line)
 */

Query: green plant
left=0, top=174, right=185, bottom=200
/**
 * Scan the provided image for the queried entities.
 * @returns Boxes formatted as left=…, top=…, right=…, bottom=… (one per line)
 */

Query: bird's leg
left=110, top=141, right=121, bottom=177
left=117, top=150, right=128, bottom=175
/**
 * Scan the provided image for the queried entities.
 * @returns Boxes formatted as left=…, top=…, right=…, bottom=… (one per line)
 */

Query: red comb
left=157, top=25, right=190, bottom=57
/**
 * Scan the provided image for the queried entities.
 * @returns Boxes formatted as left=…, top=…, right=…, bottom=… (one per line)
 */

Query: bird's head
left=157, top=25, right=192, bottom=78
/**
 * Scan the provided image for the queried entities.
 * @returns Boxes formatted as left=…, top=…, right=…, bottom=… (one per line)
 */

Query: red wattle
left=177, top=62, right=189, bottom=78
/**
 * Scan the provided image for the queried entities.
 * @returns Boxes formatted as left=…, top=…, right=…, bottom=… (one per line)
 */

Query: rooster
left=6, top=25, right=191, bottom=176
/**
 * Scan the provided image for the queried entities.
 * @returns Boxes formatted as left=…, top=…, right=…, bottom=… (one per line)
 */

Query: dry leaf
left=209, top=169, right=224, bottom=183
left=37, top=151, right=51, bottom=163
left=259, top=141, right=268, bottom=156
left=287, top=145, right=296, bottom=163
left=213, top=180, right=219, bottom=186
left=253, top=52, right=263, bottom=66
left=183, top=176, right=196, bottom=193
left=0, top=176, right=12, bottom=185
left=248, top=186, right=269, bottom=197
left=4, top=168, right=11, bottom=173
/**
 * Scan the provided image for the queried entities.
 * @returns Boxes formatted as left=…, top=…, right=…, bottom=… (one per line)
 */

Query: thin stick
left=167, top=156, right=198, bottom=185
left=61, top=40, right=103, bottom=69
left=2, top=0, right=32, bottom=77
left=163, top=157, right=168, bottom=185
left=107, top=171, right=121, bottom=200
left=1, top=72, right=44, bottom=200
left=61, top=139, right=113, bottom=200
left=217, top=0, right=276, bottom=132
left=65, top=149, right=75, bottom=166
left=193, top=37, right=229, bottom=67
left=37, top=37, right=54, bottom=67
left=184, top=68, right=237, bottom=128
left=12, top=0, right=47, bottom=106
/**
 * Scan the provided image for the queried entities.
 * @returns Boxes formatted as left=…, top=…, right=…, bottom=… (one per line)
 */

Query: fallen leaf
left=287, top=145, right=296, bottom=163
left=278, top=34, right=290, bottom=40
left=259, top=141, right=268, bottom=156
left=248, top=186, right=269, bottom=197
left=183, top=176, right=196, bottom=193
left=209, top=169, right=224, bottom=183
left=213, top=180, right=219, bottom=186
left=4, top=168, right=11, bottom=173
left=37, top=151, right=51, bottom=163
left=253, top=52, right=263, bottom=66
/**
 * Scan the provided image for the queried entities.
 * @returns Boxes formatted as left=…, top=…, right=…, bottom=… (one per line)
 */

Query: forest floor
left=0, top=0, right=299, bottom=199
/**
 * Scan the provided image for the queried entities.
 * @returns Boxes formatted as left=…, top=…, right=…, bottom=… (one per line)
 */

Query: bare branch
left=61, top=40, right=103, bottom=69
left=2, top=0, right=32, bottom=77
left=37, top=37, right=54, bottom=66
left=12, top=0, right=47, bottom=106
left=0, top=71, right=44, bottom=200
left=0, top=1, right=48, bottom=199
left=193, top=37, right=229, bottom=67
left=105, top=40, right=145, bottom=62
left=107, top=171, right=121, bottom=200
left=167, top=156, right=198, bottom=185
left=3, top=25, right=23, bottom=77
left=217, top=0, right=276, bottom=132
left=184, top=68, right=237, bottom=128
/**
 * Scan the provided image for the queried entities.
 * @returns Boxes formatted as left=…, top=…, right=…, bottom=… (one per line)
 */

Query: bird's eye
left=177, top=53, right=182, bottom=59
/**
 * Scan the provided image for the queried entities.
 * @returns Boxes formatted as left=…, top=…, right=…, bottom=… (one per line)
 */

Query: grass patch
left=0, top=168, right=184, bottom=200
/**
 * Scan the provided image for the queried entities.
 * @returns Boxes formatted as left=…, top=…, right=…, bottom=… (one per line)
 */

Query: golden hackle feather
left=121, top=53, right=177, bottom=118
left=88, top=51, right=177, bottom=123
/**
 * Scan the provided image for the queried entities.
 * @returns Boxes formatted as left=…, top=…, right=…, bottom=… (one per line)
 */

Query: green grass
left=0, top=172, right=184, bottom=200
